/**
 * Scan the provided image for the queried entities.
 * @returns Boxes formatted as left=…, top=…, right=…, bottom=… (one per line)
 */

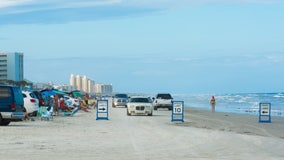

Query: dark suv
left=33, top=91, right=48, bottom=107
left=0, top=85, right=25, bottom=126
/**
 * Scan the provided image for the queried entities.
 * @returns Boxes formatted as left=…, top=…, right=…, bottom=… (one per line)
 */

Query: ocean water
left=172, top=93, right=284, bottom=117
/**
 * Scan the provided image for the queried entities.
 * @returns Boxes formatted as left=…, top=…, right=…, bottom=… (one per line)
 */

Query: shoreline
left=184, top=106, right=284, bottom=139
left=184, top=105, right=284, bottom=118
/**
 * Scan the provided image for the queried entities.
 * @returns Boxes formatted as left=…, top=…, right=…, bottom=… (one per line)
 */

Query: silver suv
left=112, top=93, right=128, bottom=108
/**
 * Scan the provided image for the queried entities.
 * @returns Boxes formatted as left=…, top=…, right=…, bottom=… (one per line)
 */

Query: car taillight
left=11, top=103, right=16, bottom=110
left=74, top=99, right=78, bottom=102
left=30, top=99, right=36, bottom=103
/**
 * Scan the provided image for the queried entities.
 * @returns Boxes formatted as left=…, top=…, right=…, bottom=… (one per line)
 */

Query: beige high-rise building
left=82, top=75, right=88, bottom=93
left=70, top=74, right=77, bottom=89
left=88, top=79, right=94, bottom=93
left=76, top=75, right=82, bottom=91
left=70, top=74, right=95, bottom=94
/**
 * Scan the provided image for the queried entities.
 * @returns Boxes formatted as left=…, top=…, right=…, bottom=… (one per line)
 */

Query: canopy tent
left=40, top=89, right=67, bottom=98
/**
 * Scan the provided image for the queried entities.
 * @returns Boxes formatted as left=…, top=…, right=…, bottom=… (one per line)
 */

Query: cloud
left=62, top=0, right=122, bottom=8
left=0, top=0, right=34, bottom=8
left=0, top=0, right=124, bottom=16
left=0, top=0, right=160, bottom=25
left=0, top=0, right=283, bottom=25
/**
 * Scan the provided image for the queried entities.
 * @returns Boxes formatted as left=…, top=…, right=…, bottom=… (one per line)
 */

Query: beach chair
left=41, top=106, right=54, bottom=121
left=37, top=106, right=48, bottom=117
left=62, top=107, right=79, bottom=116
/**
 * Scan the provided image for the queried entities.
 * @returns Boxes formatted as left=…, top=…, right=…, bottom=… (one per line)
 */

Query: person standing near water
left=210, top=96, right=216, bottom=113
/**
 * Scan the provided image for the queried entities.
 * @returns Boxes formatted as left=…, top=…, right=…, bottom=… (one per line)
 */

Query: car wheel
left=148, top=112, right=153, bottom=116
left=0, top=116, right=10, bottom=126
left=126, top=109, right=131, bottom=116
left=168, top=107, right=172, bottom=110
left=154, top=107, right=157, bottom=110
left=33, top=111, right=38, bottom=117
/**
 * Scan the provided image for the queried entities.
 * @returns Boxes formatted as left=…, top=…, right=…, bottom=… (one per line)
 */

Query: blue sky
left=1, top=0, right=284, bottom=94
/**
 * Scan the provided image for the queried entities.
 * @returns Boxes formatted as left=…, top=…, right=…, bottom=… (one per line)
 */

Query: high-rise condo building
left=94, top=83, right=113, bottom=94
left=70, top=74, right=77, bottom=89
left=70, top=74, right=95, bottom=93
left=0, top=52, right=24, bottom=83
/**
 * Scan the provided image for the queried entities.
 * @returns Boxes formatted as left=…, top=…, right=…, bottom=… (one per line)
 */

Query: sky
left=1, top=0, right=284, bottom=94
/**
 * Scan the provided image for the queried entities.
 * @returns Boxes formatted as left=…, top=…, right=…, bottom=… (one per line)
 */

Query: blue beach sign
left=259, top=103, right=271, bottom=123
left=96, top=100, right=109, bottom=120
left=171, top=101, right=184, bottom=122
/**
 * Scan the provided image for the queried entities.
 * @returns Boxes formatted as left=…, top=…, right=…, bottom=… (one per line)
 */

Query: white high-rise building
left=76, top=75, right=82, bottom=91
left=88, top=79, right=94, bottom=93
left=70, top=74, right=77, bottom=89
left=0, top=52, right=24, bottom=83
left=82, top=75, right=88, bottom=93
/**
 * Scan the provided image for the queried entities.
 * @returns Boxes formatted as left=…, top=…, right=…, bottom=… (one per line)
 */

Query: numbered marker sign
left=259, top=103, right=271, bottom=123
left=172, top=101, right=184, bottom=122
left=173, top=102, right=183, bottom=114
left=96, top=100, right=109, bottom=120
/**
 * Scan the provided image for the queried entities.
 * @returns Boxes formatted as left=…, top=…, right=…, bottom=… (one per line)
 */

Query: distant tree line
left=0, top=80, right=28, bottom=89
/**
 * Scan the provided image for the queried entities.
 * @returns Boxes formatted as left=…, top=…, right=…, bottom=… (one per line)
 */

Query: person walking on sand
left=84, top=94, right=90, bottom=108
left=53, top=94, right=59, bottom=115
left=210, top=96, right=216, bottom=113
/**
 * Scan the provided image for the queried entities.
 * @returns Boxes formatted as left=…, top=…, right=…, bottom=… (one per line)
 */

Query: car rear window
left=115, top=94, right=128, bottom=98
left=29, top=92, right=37, bottom=99
left=130, top=98, right=150, bottom=103
left=0, top=87, right=11, bottom=99
left=157, top=94, right=172, bottom=99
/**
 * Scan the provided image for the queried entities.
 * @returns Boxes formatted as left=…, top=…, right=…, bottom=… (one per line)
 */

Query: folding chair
left=62, top=107, right=79, bottom=116
left=41, top=106, right=54, bottom=121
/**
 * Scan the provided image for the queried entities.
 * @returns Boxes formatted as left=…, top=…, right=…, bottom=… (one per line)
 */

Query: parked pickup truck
left=153, top=93, right=173, bottom=110
left=0, top=85, right=25, bottom=126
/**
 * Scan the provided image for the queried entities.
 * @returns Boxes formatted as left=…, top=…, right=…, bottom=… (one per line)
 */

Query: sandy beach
left=1, top=104, right=284, bottom=160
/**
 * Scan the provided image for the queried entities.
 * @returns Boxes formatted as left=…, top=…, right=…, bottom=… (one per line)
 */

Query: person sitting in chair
left=59, top=98, right=73, bottom=112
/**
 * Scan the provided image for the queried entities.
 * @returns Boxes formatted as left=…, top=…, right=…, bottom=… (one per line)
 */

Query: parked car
left=153, top=93, right=173, bottom=110
left=22, top=91, right=39, bottom=116
left=112, top=93, right=128, bottom=107
left=33, top=91, right=48, bottom=107
left=0, top=85, right=25, bottom=126
left=126, top=96, right=153, bottom=116
left=63, top=95, right=80, bottom=108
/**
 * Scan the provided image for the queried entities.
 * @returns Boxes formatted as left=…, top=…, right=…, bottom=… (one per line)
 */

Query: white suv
left=63, top=95, right=80, bottom=108
left=22, top=91, right=39, bottom=116
left=153, top=93, right=173, bottom=110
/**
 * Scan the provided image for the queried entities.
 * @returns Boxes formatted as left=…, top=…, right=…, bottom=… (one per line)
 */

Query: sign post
left=259, top=103, right=271, bottom=123
left=96, top=100, right=109, bottom=120
left=171, top=101, right=184, bottom=122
